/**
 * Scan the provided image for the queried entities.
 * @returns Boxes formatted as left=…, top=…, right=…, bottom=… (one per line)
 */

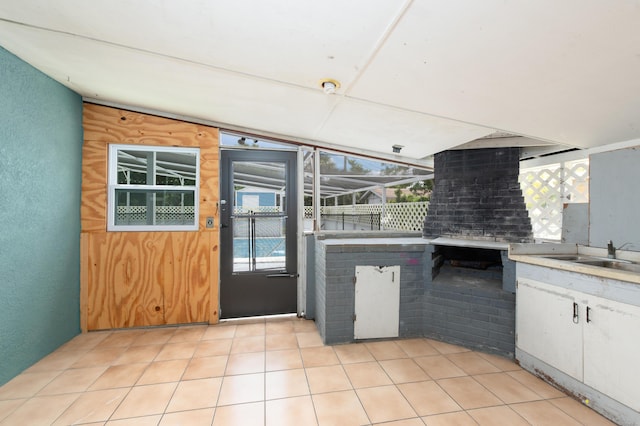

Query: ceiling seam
left=311, top=0, right=414, bottom=142
left=342, top=0, right=415, bottom=97
left=310, top=96, right=343, bottom=141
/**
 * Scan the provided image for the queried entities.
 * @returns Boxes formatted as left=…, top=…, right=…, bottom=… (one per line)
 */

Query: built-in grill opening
left=432, top=245, right=504, bottom=290
left=440, top=246, right=502, bottom=270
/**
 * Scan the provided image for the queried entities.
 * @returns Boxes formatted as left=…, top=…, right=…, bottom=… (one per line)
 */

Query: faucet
left=607, top=241, right=633, bottom=259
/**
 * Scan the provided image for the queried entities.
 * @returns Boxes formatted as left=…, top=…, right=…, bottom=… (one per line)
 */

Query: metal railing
left=321, top=213, right=381, bottom=231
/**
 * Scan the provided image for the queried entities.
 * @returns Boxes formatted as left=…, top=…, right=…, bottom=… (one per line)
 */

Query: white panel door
left=583, top=295, right=640, bottom=411
left=516, top=278, right=584, bottom=380
left=354, top=265, right=400, bottom=339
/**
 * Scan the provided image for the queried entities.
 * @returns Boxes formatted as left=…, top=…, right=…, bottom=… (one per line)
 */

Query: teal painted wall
left=0, top=47, right=83, bottom=386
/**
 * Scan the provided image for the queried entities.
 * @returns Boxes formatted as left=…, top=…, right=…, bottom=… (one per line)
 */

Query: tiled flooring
left=0, top=316, right=615, bottom=425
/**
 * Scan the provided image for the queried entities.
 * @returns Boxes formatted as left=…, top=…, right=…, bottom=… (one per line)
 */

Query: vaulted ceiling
left=1, top=1, right=640, bottom=164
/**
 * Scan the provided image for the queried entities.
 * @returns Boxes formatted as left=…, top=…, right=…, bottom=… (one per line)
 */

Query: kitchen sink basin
left=542, top=254, right=587, bottom=262
left=542, top=254, right=640, bottom=273
left=575, top=259, right=640, bottom=273
left=542, top=254, right=616, bottom=263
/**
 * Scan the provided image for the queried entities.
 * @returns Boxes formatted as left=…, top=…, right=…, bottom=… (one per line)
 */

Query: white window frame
left=107, top=144, right=200, bottom=232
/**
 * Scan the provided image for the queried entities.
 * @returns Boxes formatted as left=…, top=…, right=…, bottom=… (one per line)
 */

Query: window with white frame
left=108, top=144, right=200, bottom=231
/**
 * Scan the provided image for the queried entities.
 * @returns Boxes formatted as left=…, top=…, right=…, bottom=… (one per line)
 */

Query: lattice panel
left=232, top=216, right=284, bottom=239
left=519, top=158, right=589, bottom=240
left=320, top=202, right=429, bottom=231
left=384, top=202, right=429, bottom=231
left=116, top=206, right=195, bottom=225
left=304, top=206, right=313, bottom=218
left=233, top=206, right=281, bottom=214
left=563, top=159, right=590, bottom=203
left=231, top=207, right=285, bottom=238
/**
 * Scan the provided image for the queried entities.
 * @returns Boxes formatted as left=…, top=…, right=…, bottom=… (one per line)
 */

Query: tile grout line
left=209, top=322, right=236, bottom=425
left=103, top=328, right=168, bottom=424
left=339, top=352, right=373, bottom=425
left=296, top=328, right=320, bottom=426
left=44, top=331, right=123, bottom=425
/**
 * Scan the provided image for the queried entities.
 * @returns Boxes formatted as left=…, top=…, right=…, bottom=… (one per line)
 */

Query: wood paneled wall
left=81, top=104, right=219, bottom=330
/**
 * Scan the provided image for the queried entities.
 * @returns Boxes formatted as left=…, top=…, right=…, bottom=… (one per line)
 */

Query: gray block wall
left=501, top=251, right=517, bottom=293
left=314, top=236, right=516, bottom=357
left=424, top=246, right=516, bottom=356
left=305, top=234, right=316, bottom=319
left=314, top=237, right=327, bottom=341
left=423, top=282, right=516, bottom=357
left=315, top=237, right=428, bottom=345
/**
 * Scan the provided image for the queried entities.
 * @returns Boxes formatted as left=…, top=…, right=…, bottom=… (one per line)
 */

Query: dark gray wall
left=423, top=148, right=533, bottom=243
left=0, top=46, right=83, bottom=385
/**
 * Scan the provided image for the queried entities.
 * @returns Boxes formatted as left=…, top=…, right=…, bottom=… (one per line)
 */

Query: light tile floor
left=0, top=316, right=616, bottom=425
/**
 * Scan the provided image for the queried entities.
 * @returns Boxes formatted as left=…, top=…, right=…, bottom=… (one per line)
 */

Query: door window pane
left=231, top=160, right=287, bottom=273
left=232, top=215, right=286, bottom=272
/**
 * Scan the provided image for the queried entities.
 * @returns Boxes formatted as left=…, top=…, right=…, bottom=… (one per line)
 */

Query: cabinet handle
left=586, top=306, right=592, bottom=323
left=573, top=302, right=579, bottom=324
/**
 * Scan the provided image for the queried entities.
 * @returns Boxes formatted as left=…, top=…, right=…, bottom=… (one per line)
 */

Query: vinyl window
left=108, top=144, right=200, bottom=231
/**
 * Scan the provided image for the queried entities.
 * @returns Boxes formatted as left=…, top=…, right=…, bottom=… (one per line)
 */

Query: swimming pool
left=233, top=237, right=286, bottom=258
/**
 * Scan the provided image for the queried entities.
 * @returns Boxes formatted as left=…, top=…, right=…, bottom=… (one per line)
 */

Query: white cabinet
left=516, top=279, right=583, bottom=380
left=517, top=278, right=640, bottom=412
left=354, top=265, right=400, bottom=339
left=583, top=295, right=640, bottom=411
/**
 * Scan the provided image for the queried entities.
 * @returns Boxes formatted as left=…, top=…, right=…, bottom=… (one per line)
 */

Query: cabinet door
left=583, top=296, right=640, bottom=411
left=354, top=265, right=400, bottom=339
left=516, top=278, right=584, bottom=380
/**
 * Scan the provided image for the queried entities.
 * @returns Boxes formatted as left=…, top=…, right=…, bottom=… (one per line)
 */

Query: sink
left=576, top=259, right=640, bottom=273
left=542, top=254, right=598, bottom=261
left=612, top=262, right=640, bottom=274
left=541, top=254, right=640, bottom=273
left=543, top=254, right=630, bottom=263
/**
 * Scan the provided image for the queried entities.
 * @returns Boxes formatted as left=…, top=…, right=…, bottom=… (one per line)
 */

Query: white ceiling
left=1, top=0, right=640, bottom=163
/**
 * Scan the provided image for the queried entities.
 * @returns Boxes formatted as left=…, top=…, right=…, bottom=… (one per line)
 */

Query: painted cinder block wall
left=0, top=47, right=83, bottom=385
left=314, top=237, right=517, bottom=356
left=315, top=236, right=427, bottom=344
